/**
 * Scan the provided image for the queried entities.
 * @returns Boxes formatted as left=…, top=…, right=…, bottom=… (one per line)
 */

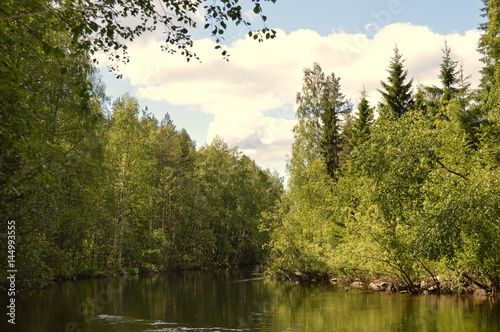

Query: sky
left=99, top=0, right=485, bottom=182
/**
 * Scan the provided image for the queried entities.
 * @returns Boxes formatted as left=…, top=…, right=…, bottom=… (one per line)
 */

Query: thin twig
left=0, top=8, right=53, bottom=21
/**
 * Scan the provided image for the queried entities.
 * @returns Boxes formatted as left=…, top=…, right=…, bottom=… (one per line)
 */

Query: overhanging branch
left=432, top=157, right=468, bottom=180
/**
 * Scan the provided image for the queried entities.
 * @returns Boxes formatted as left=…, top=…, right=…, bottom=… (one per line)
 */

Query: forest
left=0, top=0, right=282, bottom=288
left=1, top=0, right=500, bottom=295
left=263, top=1, right=500, bottom=293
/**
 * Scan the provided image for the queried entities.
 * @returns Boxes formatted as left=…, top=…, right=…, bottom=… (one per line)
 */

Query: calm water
left=2, top=269, right=499, bottom=332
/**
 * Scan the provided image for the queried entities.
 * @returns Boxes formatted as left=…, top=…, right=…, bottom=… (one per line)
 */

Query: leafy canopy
left=1, top=0, right=278, bottom=72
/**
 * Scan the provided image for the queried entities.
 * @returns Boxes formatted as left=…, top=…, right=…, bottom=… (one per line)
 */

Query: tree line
left=2, top=0, right=500, bottom=294
left=0, top=1, right=282, bottom=289
left=263, top=1, right=500, bottom=294
left=0, top=81, right=282, bottom=288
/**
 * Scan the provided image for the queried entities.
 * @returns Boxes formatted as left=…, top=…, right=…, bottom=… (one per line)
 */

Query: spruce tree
left=351, top=88, right=374, bottom=148
left=378, top=46, right=414, bottom=119
left=320, top=72, right=352, bottom=180
left=478, top=0, right=500, bottom=98
left=424, top=42, right=460, bottom=111
left=477, top=0, right=500, bottom=164
left=439, top=42, right=460, bottom=103
left=418, top=43, right=460, bottom=117
left=293, top=63, right=351, bottom=181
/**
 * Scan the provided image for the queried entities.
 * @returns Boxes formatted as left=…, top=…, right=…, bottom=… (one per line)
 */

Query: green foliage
left=194, top=138, right=283, bottom=267
left=3, top=0, right=500, bottom=295
left=350, top=88, right=374, bottom=149
left=84, top=99, right=283, bottom=274
left=1, top=0, right=277, bottom=71
left=478, top=0, right=500, bottom=166
left=1, top=0, right=281, bottom=285
left=264, top=63, right=353, bottom=277
left=0, top=3, right=107, bottom=286
left=439, top=42, right=460, bottom=101
left=1, top=85, right=282, bottom=288
left=263, top=161, right=344, bottom=276
left=265, top=9, right=500, bottom=292
left=293, top=62, right=352, bottom=181
left=0, top=12, right=282, bottom=286
left=378, top=46, right=414, bottom=119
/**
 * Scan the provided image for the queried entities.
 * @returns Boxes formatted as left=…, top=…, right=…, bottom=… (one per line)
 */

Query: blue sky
left=100, top=0, right=485, bottom=181
left=260, top=0, right=483, bottom=36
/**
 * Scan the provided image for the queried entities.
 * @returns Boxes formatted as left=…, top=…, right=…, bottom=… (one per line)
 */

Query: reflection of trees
left=13, top=272, right=500, bottom=331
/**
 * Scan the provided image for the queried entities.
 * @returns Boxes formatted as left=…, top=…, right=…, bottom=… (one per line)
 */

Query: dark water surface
left=2, top=268, right=499, bottom=331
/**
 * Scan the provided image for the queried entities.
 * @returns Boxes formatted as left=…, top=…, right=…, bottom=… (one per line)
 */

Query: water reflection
left=1, top=269, right=498, bottom=332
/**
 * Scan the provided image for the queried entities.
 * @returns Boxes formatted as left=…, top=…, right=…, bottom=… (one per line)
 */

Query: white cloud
left=99, top=23, right=483, bottom=174
left=244, top=9, right=259, bottom=22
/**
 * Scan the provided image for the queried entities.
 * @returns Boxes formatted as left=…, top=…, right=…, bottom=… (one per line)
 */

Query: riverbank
left=4, top=264, right=498, bottom=300
left=3, top=268, right=500, bottom=332
left=271, top=269, right=499, bottom=297
left=81, top=265, right=499, bottom=298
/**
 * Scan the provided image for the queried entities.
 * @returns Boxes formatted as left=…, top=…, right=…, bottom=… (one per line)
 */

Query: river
left=2, top=268, right=499, bottom=331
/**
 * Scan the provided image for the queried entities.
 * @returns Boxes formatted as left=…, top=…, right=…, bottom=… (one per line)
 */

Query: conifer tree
left=423, top=42, right=460, bottom=114
left=439, top=42, right=460, bottom=103
left=478, top=0, right=500, bottom=164
left=378, top=46, right=414, bottom=118
left=320, top=72, right=352, bottom=180
left=351, top=88, right=374, bottom=148
left=293, top=63, right=351, bottom=181
left=478, top=0, right=500, bottom=98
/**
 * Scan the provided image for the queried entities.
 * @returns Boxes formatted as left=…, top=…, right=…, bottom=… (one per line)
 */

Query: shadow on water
left=1, top=268, right=499, bottom=331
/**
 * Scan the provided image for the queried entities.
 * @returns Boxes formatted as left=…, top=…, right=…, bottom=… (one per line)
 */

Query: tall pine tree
left=293, top=62, right=351, bottom=181
left=350, top=88, right=374, bottom=148
left=423, top=42, right=460, bottom=114
left=439, top=42, right=460, bottom=103
left=478, top=0, right=500, bottom=164
left=378, top=46, right=414, bottom=119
